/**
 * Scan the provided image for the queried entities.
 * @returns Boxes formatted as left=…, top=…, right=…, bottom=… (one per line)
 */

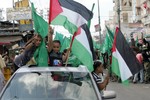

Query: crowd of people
left=0, top=26, right=68, bottom=92
left=102, top=38, right=150, bottom=84
left=133, top=38, right=150, bottom=84
left=0, top=25, right=150, bottom=96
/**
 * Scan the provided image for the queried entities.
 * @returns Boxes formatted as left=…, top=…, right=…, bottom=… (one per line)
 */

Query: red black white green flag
left=49, top=0, right=93, bottom=34
left=71, top=24, right=95, bottom=71
left=111, top=27, right=143, bottom=82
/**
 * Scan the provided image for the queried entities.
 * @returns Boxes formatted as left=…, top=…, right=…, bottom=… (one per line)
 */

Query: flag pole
left=12, top=0, right=15, bottom=34
left=97, top=0, right=101, bottom=44
left=64, top=31, right=76, bottom=67
left=97, top=0, right=102, bottom=63
left=87, top=3, right=95, bottom=28
left=64, top=49, right=71, bottom=67
left=117, top=0, right=121, bottom=30
left=49, top=0, right=52, bottom=24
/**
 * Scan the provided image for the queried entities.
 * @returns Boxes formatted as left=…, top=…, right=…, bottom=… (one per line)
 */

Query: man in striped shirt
left=92, top=60, right=117, bottom=99
left=92, top=60, right=109, bottom=94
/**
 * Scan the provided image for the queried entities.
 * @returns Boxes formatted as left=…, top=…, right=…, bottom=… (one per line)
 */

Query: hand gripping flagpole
left=64, top=31, right=77, bottom=67
left=64, top=48, right=71, bottom=67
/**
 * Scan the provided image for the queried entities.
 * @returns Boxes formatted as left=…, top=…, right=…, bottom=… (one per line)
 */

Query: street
left=106, top=82, right=150, bottom=100
left=0, top=0, right=150, bottom=99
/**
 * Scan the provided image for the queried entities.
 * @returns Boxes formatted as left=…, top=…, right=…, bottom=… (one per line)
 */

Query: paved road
left=106, top=82, right=150, bottom=100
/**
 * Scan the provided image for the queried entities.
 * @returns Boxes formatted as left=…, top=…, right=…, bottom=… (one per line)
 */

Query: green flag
left=135, top=36, right=138, bottom=47
left=87, top=3, right=95, bottom=28
left=106, top=26, right=114, bottom=40
left=31, top=3, right=48, bottom=66
left=101, top=26, right=114, bottom=55
left=68, top=53, right=82, bottom=67
left=60, top=36, right=70, bottom=52
left=93, top=40, right=100, bottom=50
left=54, top=32, right=64, bottom=45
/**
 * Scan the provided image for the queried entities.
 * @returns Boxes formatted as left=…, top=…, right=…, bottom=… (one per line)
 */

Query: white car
left=0, top=65, right=102, bottom=100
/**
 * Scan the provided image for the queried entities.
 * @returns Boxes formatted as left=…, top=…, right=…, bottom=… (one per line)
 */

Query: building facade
left=105, top=0, right=144, bottom=40
left=136, top=0, right=150, bottom=35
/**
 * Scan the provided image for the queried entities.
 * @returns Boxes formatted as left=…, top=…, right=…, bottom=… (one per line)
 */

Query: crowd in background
left=101, top=37, right=150, bottom=84
left=1, top=29, right=150, bottom=94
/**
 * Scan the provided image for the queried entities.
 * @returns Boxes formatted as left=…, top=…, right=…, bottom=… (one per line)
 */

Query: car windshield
left=1, top=71, right=99, bottom=100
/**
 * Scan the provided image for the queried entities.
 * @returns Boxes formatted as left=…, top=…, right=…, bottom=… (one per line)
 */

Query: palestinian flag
left=71, top=24, right=95, bottom=71
left=111, top=27, right=143, bottom=82
left=49, top=0, right=93, bottom=34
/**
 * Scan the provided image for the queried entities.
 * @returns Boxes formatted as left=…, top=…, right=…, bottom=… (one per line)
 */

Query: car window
left=1, top=71, right=99, bottom=100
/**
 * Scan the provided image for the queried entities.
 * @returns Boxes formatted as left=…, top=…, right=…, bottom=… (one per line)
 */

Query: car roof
left=16, top=65, right=90, bottom=73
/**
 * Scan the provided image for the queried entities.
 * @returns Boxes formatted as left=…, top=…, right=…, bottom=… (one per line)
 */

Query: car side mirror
left=102, top=90, right=116, bottom=99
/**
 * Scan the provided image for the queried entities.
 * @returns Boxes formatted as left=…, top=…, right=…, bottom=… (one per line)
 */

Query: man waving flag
left=31, top=3, right=48, bottom=66
left=49, top=0, right=93, bottom=34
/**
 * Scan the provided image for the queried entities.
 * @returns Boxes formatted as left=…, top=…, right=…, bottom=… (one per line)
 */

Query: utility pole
left=117, top=0, right=121, bottom=30
left=12, top=0, right=15, bottom=34
left=97, top=0, right=101, bottom=44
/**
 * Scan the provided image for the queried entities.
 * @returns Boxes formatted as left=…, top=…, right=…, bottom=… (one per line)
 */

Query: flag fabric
left=32, top=3, right=48, bottom=38
left=135, top=36, right=138, bottom=47
left=31, top=3, right=48, bottom=66
left=101, top=26, right=114, bottom=55
left=60, top=36, right=70, bottom=52
left=101, top=34, right=111, bottom=54
left=71, top=24, right=95, bottom=71
left=68, top=53, right=82, bottom=67
left=54, top=32, right=64, bottom=45
left=93, top=40, right=101, bottom=50
left=106, top=26, right=114, bottom=40
left=87, top=3, right=95, bottom=28
left=49, top=0, right=93, bottom=34
left=111, top=27, right=143, bottom=82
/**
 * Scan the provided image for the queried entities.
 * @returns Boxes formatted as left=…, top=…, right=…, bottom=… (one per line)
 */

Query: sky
left=0, top=0, right=114, bottom=36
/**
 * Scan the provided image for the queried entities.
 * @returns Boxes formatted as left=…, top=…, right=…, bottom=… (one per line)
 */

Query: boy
left=47, top=26, right=69, bottom=66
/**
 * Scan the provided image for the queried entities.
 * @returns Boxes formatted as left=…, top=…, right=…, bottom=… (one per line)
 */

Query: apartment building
left=136, top=0, right=150, bottom=36
left=104, top=0, right=144, bottom=40
left=110, top=0, right=134, bottom=38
